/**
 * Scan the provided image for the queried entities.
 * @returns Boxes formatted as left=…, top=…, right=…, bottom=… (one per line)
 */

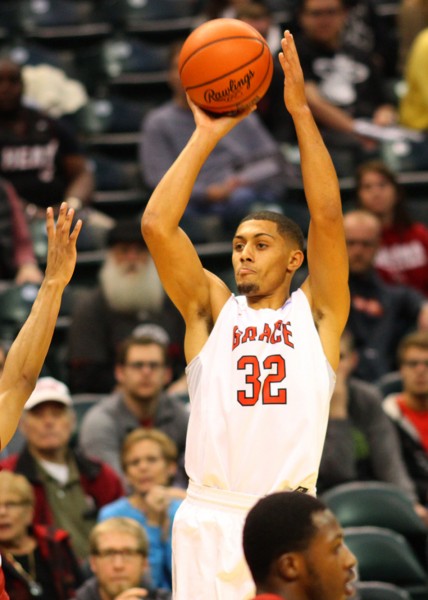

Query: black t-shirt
left=347, top=271, right=424, bottom=381
left=7, top=547, right=57, bottom=600
left=294, top=33, right=389, bottom=119
left=0, top=107, right=82, bottom=207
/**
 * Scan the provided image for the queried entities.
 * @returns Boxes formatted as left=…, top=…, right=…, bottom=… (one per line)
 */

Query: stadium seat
left=1, top=38, right=70, bottom=71
left=356, top=581, right=411, bottom=600
left=322, top=481, right=428, bottom=564
left=73, top=34, right=170, bottom=95
left=70, top=393, right=104, bottom=446
left=322, top=482, right=428, bottom=536
left=75, top=95, right=149, bottom=160
left=0, top=283, right=39, bottom=341
left=0, top=283, right=73, bottom=341
left=18, top=0, right=112, bottom=46
left=344, top=526, right=428, bottom=600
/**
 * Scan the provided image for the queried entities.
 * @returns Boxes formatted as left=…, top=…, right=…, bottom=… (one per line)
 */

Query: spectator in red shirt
left=383, top=330, right=428, bottom=506
left=356, top=160, right=428, bottom=297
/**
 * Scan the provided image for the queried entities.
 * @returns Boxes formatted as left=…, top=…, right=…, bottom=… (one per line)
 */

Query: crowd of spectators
left=0, top=0, right=427, bottom=596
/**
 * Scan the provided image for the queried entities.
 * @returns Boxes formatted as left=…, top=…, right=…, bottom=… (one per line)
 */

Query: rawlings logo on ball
left=203, top=69, right=255, bottom=104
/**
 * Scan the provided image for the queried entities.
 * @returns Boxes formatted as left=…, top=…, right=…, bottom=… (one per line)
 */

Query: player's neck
left=245, top=291, right=290, bottom=310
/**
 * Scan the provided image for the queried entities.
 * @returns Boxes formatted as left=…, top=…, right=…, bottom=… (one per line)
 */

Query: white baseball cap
left=24, top=377, right=72, bottom=410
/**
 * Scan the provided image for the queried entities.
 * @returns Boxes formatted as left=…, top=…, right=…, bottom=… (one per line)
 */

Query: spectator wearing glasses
left=78, top=334, right=189, bottom=487
left=383, top=331, right=428, bottom=505
left=74, top=517, right=170, bottom=600
left=0, top=470, right=84, bottom=600
left=344, top=209, right=428, bottom=382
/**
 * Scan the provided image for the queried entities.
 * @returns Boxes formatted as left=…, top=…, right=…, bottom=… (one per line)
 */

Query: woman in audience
left=97, top=429, right=184, bottom=591
left=0, top=471, right=84, bottom=599
left=355, top=160, right=428, bottom=296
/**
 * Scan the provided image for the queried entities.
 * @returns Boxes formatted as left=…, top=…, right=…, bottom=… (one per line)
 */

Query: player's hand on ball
left=188, top=94, right=256, bottom=140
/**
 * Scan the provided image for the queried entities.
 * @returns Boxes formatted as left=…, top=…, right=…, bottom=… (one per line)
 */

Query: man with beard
left=68, top=219, right=185, bottom=393
left=77, top=333, right=189, bottom=487
left=75, top=517, right=170, bottom=600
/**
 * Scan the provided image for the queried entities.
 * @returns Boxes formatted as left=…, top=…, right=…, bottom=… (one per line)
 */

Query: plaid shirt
left=1, top=524, right=84, bottom=599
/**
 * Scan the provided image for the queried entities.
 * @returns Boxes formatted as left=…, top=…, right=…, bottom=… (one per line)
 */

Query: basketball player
left=243, top=492, right=357, bottom=600
left=0, top=203, right=81, bottom=599
left=141, top=31, right=350, bottom=600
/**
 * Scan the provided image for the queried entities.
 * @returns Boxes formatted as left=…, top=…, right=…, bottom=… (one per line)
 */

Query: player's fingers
left=46, top=207, right=55, bottom=240
left=69, top=218, right=83, bottom=243
left=59, top=207, right=75, bottom=238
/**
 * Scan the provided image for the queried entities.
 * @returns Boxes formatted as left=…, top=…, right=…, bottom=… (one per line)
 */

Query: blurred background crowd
left=0, top=0, right=427, bottom=598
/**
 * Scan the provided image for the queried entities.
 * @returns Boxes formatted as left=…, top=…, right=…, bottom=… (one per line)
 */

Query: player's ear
left=276, top=552, right=302, bottom=581
left=288, top=249, right=305, bottom=272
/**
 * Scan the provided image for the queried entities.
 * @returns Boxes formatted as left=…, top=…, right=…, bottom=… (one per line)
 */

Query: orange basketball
left=178, top=18, right=273, bottom=115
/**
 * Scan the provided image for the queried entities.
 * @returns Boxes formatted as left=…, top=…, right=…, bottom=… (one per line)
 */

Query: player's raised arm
left=0, top=203, right=81, bottom=449
left=279, top=31, right=349, bottom=369
left=141, top=101, right=253, bottom=322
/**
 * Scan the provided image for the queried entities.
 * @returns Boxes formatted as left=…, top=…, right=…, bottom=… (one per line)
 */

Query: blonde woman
left=97, top=429, right=184, bottom=591
left=0, top=471, right=83, bottom=599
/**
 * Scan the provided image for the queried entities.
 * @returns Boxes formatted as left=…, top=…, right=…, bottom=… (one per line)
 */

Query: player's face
left=400, top=347, right=428, bottom=399
left=232, top=220, right=302, bottom=299
left=115, top=344, right=171, bottom=400
left=89, top=531, right=146, bottom=598
left=302, top=510, right=357, bottom=600
left=123, top=439, right=175, bottom=493
left=357, top=171, right=397, bottom=219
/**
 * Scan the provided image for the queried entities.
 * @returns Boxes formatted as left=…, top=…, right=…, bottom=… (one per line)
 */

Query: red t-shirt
left=375, top=223, right=428, bottom=297
left=398, top=396, right=428, bottom=451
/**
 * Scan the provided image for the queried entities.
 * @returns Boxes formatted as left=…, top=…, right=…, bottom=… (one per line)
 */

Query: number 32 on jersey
left=237, top=354, right=286, bottom=406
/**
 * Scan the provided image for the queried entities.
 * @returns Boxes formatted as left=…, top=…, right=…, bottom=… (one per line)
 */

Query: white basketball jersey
left=185, top=288, right=335, bottom=495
